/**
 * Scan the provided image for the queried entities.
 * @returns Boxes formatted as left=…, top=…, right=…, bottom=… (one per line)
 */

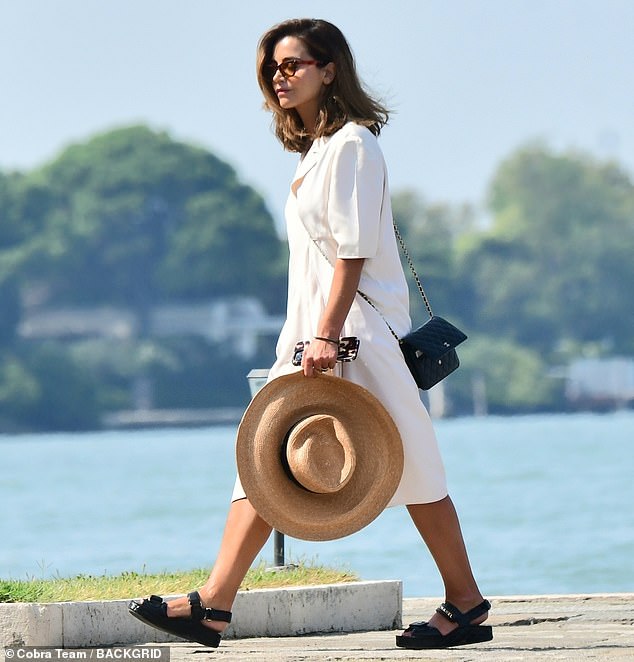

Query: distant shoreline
left=101, top=407, right=245, bottom=429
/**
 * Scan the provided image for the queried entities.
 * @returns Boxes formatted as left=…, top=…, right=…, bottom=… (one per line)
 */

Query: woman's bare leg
left=165, top=498, right=272, bottom=631
left=406, top=495, right=488, bottom=635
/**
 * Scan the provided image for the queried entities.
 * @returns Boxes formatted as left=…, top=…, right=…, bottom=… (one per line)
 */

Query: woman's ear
left=322, top=62, right=336, bottom=85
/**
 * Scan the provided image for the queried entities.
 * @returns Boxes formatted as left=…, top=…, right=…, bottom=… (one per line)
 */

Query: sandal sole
left=396, top=624, right=493, bottom=649
left=128, top=600, right=222, bottom=648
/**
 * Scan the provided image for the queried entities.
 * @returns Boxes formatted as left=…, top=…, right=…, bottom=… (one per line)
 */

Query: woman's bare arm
left=302, top=257, right=365, bottom=377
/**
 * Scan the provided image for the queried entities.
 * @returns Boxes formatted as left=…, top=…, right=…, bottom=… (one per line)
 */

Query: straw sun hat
left=236, top=371, right=404, bottom=541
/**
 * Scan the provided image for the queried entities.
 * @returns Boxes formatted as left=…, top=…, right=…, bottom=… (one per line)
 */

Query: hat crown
left=286, top=414, right=356, bottom=494
left=237, top=372, right=404, bottom=541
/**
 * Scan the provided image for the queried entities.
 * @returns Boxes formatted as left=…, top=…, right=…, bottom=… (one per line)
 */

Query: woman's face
left=271, top=36, right=334, bottom=127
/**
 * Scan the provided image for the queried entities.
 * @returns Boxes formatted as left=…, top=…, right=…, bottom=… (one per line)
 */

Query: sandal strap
left=436, top=599, right=491, bottom=627
left=187, top=591, right=233, bottom=623
left=403, top=620, right=439, bottom=633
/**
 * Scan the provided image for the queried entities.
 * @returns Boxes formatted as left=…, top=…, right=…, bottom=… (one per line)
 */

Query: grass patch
left=0, top=562, right=358, bottom=603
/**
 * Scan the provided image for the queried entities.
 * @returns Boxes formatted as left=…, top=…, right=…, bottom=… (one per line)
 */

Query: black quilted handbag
left=359, top=223, right=467, bottom=390
left=400, top=315, right=467, bottom=390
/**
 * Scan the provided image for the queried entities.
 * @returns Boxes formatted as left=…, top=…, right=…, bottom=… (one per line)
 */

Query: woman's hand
left=302, top=338, right=338, bottom=377
left=302, top=257, right=365, bottom=377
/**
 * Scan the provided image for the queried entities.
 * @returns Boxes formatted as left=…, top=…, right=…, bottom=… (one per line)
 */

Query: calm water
left=1, top=412, right=633, bottom=598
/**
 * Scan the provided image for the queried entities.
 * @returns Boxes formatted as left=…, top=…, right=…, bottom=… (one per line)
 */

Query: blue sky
left=1, top=0, right=633, bottom=224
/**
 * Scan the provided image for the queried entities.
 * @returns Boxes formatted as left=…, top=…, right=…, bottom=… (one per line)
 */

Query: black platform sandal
left=396, top=599, right=492, bottom=649
left=128, top=590, right=232, bottom=647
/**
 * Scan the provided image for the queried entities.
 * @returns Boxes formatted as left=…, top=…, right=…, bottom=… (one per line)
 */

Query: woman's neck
left=297, top=103, right=319, bottom=136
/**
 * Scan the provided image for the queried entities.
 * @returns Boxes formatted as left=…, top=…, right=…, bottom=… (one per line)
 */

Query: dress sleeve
left=327, top=132, right=385, bottom=259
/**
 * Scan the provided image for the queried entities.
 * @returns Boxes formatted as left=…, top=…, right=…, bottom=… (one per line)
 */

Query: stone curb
left=0, top=580, right=402, bottom=648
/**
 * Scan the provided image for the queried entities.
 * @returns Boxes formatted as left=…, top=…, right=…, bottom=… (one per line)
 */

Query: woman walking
left=129, top=18, right=491, bottom=650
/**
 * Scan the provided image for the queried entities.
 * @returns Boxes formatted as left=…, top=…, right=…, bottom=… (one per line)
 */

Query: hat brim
left=236, top=372, right=404, bottom=541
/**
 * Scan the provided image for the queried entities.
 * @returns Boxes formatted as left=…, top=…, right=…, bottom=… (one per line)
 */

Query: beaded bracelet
left=314, top=336, right=340, bottom=346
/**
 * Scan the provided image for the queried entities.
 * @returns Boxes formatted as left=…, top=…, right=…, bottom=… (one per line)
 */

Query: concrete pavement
left=2, top=593, right=632, bottom=660
left=157, top=593, right=634, bottom=661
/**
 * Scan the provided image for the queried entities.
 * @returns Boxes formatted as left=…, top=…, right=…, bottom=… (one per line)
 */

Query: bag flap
left=400, top=316, right=467, bottom=359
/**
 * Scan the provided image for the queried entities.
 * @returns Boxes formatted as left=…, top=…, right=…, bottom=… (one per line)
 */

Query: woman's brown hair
left=257, top=18, right=389, bottom=153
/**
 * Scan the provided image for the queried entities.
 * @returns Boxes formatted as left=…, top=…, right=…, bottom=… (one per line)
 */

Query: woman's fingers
left=302, top=340, right=337, bottom=376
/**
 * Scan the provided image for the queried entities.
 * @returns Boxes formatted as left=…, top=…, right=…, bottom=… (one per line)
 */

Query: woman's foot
left=128, top=590, right=232, bottom=648
left=425, top=596, right=489, bottom=636
left=396, top=598, right=492, bottom=649
left=163, top=588, right=231, bottom=634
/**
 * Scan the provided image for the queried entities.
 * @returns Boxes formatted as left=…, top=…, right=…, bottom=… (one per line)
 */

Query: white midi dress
left=232, top=122, right=447, bottom=506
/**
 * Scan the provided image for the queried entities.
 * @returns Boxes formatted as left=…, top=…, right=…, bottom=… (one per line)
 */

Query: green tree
left=21, top=125, right=287, bottom=319
left=448, top=335, right=563, bottom=414
left=0, top=352, right=40, bottom=428
left=0, top=171, right=40, bottom=343
left=0, top=126, right=289, bottom=431
left=159, top=187, right=288, bottom=307
left=0, top=344, right=99, bottom=431
left=457, top=144, right=634, bottom=352
left=391, top=190, right=475, bottom=323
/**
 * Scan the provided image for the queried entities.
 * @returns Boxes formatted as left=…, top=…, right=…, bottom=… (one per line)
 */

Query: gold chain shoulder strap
left=392, top=220, right=434, bottom=319
left=357, top=219, right=434, bottom=342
